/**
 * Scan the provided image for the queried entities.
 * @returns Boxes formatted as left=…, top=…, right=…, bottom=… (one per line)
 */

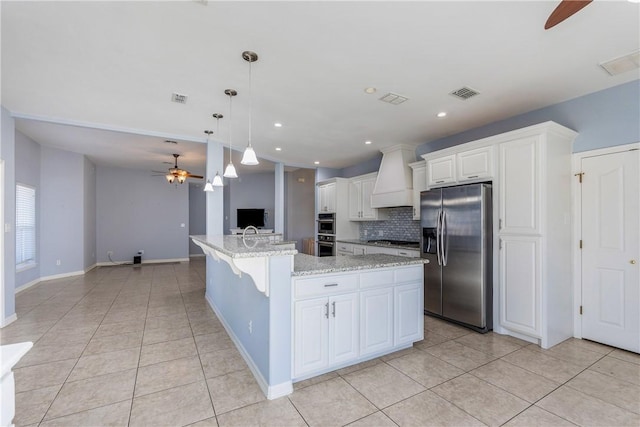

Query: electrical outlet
left=107, top=251, right=113, bottom=257
left=56, top=259, right=61, bottom=266
left=248, top=320, right=253, bottom=334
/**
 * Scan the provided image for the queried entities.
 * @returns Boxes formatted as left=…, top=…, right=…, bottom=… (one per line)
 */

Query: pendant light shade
left=212, top=172, right=223, bottom=187
left=223, top=89, right=238, bottom=178
left=241, top=51, right=259, bottom=166
left=203, top=181, right=214, bottom=192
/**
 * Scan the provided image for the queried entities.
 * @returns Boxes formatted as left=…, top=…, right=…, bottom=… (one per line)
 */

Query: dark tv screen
left=237, top=209, right=265, bottom=229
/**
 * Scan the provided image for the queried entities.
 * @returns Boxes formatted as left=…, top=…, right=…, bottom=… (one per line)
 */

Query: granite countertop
left=191, top=235, right=298, bottom=258
left=336, top=239, right=421, bottom=250
left=292, top=253, right=427, bottom=276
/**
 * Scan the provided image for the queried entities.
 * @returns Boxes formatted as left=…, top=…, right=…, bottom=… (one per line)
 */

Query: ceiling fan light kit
left=164, top=153, right=202, bottom=184
left=241, top=50, right=260, bottom=166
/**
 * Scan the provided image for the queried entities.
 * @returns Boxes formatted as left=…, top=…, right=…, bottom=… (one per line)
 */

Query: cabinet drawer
left=336, top=243, right=353, bottom=253
left=395, top=266, right=423, bottom=283
left=360, top=269, right=394, bottom=289
left=294, top=274, right=359, bottom=298
left=396, top=249, right=419, bottom=258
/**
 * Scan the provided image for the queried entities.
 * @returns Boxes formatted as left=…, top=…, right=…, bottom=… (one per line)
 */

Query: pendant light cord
left=228, top=94, right=233, bottom=164
left=248, top=57, right=252, bottom=147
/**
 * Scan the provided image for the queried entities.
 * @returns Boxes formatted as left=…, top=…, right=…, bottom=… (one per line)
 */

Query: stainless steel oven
left=317, top=213, right=335, bottom=235
left=317, top=234, right=335, bottom=257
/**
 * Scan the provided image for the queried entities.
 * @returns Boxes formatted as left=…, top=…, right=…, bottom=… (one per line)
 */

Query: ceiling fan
left=545, top=0, right=592, bottom=30
left=154, top=153, right=203, bottom=184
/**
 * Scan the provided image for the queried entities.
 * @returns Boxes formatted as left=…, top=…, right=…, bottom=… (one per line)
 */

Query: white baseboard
left=96, top=257, right=190, bottom=267
left=16, top=269, right=87, bottom=294
left=189, top=254, right=205, bottom=258
left=205, top=292, right=293, bottom=400
left=84, top=263, right=97, bottom=273
left=15, top=278, right=40, bottom=294
left=1, top=313, right=17, bottom=328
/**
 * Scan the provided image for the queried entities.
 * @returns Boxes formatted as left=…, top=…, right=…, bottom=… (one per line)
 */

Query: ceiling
left=2, top=1, right=639, bottom=174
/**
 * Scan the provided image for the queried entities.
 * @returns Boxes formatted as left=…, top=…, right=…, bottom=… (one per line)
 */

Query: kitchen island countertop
left=293, top=253, right=427, bottom=276
left=191, top=234, right=298, bottom=258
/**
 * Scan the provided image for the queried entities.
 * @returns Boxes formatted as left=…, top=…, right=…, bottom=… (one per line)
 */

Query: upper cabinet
left=318, top=182, right=336, bottom=213
left=426, top=147, right=494, bottom=188
left=348, top=173, right=388, bottom=221
left=409, top=161, right=427, bottom=220
left=427, top=154, right=456, bottom=187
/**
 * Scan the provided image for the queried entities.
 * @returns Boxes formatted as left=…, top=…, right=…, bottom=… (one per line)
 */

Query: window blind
left=16, top=184, right=36, bottom=266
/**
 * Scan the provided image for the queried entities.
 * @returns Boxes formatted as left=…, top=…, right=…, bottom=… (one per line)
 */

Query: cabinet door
left=325, top=183, right=337, bottom=213
left=318, top=185, right=328, bottom=213
left=336, top=243, right=353, bottom=255
left=427, top=155, right=456, bottom=187
left=360, top=177, right=377, bottom=220
left=360, top=287, right=393, bottom=356
left=412, top=166, right=426, bottom=220
left=499, top=236, right=541, bottom=338
left=294, top=298, right=329, bottom=376
left=457, top=146, right=493, bottom=182
left=353, top=245, right=366, bottom=255
left=394, top=282, right=423, bottom=345
left=499, top=137, right=540, bottom=234
left=329, top=293, right=359, bottom=364
left=365, top=246, right=398, bottom=255
left=349, top=180, right=362, bottom=220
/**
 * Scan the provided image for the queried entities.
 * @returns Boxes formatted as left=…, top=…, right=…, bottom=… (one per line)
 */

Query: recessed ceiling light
left=365, top=140, right=372, bottom=145
left=274, top=123, right=283, bottom=128
left=275, top=147, right=282, bottom=151
left=437, top=112, right=447, bottom=118
left=364, top=87, right=377, bottom=94
left=314, top=161, right=320, bottom=165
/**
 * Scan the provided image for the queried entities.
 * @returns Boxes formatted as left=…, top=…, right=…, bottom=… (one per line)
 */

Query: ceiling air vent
left=171, top=92, right=188, bottom=104
left=379, top=92, right=409, bottom=105
left=449, top=86, right=480, bottom=100
left=600, top=50, right=640, bottom=76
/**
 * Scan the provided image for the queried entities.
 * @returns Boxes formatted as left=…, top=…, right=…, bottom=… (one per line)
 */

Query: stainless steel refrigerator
left=420, top=183, right=492, bottom=332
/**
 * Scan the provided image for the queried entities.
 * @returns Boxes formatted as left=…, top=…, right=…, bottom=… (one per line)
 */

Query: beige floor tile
left=93, top=320, right=145, bottom=339
left=537, top=386, right=640, bottom=427
left=191, top=317, right=226, bottom=336
left=567, top=369, right=640, bottom=414
left=143, top=312, right=191, bottom=331
left=83, top=330, right=143, bottom=355
left=423, top=316, right=472, bottom=339
left=142, top=324, right=193, bottom=345
left=289, top=377, right=377, bottom=426
left=195, top=331, right=235, bottom=354
left=187, top=417, right=219, bottom=427
left=525, top=340, right=606, bottom=368
left=590, top=355, right=640, bottom=386
left=432, top=374, right=529, bottom=426
left=379, top=346, right=418, bottom=362
left=14, top=385, right=61, bottom=426
left=335, top=358, right=382, bottom=376
left=470, top=360, right=560, bottom=403
left=217, top=397, right=306, bottom=427
left=129, top=381, right=215, bottom=427
left=454, top=332, right=525, bottom=357
left=386, top=350, right=464, bottom=388
left=610, top=348, right=640, bottom=365
left=414, top=330, right=451, bottom=350
left=343, top=363, right=426, bottom=409
left=425, top=340, right=496, bottom=371
left=346, top=410, right=397, bottom=427
left=135, top=355, right=204, bottom=397
left=501, top=347, right=584, bottom=383
left=562, top=337, right=614, bottom=355
left=139, top=336, right=197, bottom=366
left=294, top=371, right=339, bottom=390
left=383, top=390, right=486, bottom=427
left=45, top=368, right=136, bottom=419
left=39, top=399, right=131, bottom=427
left=503, top=405, right=575, bottom=427
left=200, top=348, right=247, bottom=379
left=67, top=347, right=140, bottom=382
left=15, top=342, right=85, bottom=368
left=207, top=369, right=266, bottom=415
left=102, top=309, right=147, bottom=325
left=14, top=358, right=76, bottom=393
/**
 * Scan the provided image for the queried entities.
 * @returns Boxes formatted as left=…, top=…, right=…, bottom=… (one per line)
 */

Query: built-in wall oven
left=317, top=213, right=336, bottom=257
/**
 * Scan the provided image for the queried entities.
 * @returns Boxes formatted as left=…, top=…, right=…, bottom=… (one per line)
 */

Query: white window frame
left=16, top=182, right=36, bottom=272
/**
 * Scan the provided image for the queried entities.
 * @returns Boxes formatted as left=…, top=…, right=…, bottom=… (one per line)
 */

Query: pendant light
left=211, top=114, right=224, bottom=187
left=223, top=89, right=238, bottom=179
left=240, top=51, right=259, bottom=166
left=203, top=130, right=215, bottom=192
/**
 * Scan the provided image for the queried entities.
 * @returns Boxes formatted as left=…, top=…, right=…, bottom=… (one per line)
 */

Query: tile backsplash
left=359, top=207, right=420, bottom=241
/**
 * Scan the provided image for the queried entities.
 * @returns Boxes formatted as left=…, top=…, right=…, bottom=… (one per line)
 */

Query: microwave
left=317, top=213, right=335, bottom=235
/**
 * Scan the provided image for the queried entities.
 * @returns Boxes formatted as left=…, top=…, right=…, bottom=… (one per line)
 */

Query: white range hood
left=371, top=144, right=416, bottom=208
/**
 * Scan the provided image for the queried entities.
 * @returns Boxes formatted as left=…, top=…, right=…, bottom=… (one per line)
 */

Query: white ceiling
left=2, top=1, right=639, bottom=174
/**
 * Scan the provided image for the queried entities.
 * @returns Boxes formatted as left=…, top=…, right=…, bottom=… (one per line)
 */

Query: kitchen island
left=191, top=235, right=426, bottom=399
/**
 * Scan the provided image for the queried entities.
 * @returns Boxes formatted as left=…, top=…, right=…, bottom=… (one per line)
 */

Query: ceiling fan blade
left=186, top=174, right=204, bottom=179
left=545, top=0, right=592, bottom=30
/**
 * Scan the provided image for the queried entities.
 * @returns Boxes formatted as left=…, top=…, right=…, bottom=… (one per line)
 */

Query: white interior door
left=581, top=149, right=639, bottom=353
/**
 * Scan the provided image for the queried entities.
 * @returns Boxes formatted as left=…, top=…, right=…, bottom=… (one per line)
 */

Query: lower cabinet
left=292, top=266, right=424, bottom=379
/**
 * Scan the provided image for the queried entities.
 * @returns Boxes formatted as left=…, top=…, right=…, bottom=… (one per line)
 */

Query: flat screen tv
left=237, top=208, right=265, bottom=229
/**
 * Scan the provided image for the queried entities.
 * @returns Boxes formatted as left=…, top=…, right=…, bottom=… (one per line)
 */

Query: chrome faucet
left=242, top=225, right=259, bottom=239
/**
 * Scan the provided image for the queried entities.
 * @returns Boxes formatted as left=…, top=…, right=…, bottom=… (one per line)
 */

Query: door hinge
left=499, top=239, right=502, bottom=250
left=579, top=239, right=583, bottom=249
left=579, top=305, right=583, bottom=315
left=574, top=172, right=584, bottom=183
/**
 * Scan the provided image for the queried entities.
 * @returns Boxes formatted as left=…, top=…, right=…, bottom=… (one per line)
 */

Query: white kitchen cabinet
left=336, top=242, right=354, bottom=256
left=293, top=292, right=358, bottom=377
left=394, top=282, right=423, bottom=345
left=427, top=155, right=456, bottom=187
left=457, top=146, right=493, bottom=183
left=360, top=287, right=394, bottom=356
left=410, top=161, right=427, bottom=220
left=396, top=249, right=419, bottom=258
left=352, top=244, right=366, bottom=255
left=349, top=173, right=388, bottom=221
left=364, top=246, right=398, bottom=256
left=318, top=182, right=336, bottom=213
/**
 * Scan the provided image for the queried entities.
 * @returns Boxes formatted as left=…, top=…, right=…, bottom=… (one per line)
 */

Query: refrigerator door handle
left=436, top=210, right=442, bottom=266
left=442, top=210, right=448, bottom=266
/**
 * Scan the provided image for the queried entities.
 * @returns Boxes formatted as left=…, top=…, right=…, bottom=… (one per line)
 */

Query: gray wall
left=39, top=146, right=86, bottom=277
left=341, top=153, right=382, bottom=179
left=285, top=168, right=316, bottom=250
left=226, top=172, right=275, bottom=232
left=96, top=165, right=189, bottom=263
left=1, top=107, right=16, bottom=321
left=15, top=131, right=41, bottom=288
left=83, top=157, right=96, bottom=270
left=416, top=80, right=640, bottom=157
left=189, top=182, right=206, bottom=255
